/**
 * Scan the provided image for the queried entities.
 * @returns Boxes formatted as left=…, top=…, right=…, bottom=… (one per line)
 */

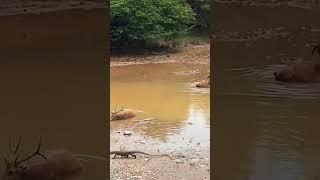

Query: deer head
left=111, top=105, right=124, bottom=120
left=1, top=137, right=47, bottom=180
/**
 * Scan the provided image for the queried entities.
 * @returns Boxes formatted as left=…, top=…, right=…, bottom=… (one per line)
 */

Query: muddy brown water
left=110, top=63, right=210, bottom=155
left=0, top=5, right=106, bottom=180
left=213, top=1, right=320, bottom=180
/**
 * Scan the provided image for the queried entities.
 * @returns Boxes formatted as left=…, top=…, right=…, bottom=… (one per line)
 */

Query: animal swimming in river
left=195, top=75, right=210, bottom=88
left=1, top=136, right=106, bottom=180
left=110, top=105, right=136, bottom=120
left=274, top=62, right=320, bottom=82
left=274, top=45, right=320, bottom=82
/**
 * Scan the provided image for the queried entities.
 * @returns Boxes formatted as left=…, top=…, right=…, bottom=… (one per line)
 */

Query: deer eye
left=8, top=170, right=14, bottom=174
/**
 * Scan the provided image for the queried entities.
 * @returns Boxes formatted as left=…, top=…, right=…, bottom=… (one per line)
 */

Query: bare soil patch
left=110, top=44, right=210, bottom=67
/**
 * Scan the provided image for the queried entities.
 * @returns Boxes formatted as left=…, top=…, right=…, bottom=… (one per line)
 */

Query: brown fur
left=111, top=110, right=136, bottom=120
left=274, top=63, right=320, bottom=82
left=2, top=137, right=106, bottom=180
left=2, top=150, right=84, bottom=180
left=195, top=80, right=210, bottom=88
left=195, top=75, right=211, bottom=88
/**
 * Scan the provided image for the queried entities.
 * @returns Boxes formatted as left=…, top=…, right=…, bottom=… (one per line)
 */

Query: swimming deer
left=1, top=136, right=106, bottom=180
left=110, top=105, right=136, bottom=121
left=274, top=44, right=320, bottom=82
left=195, top=75, right=210, bottom=88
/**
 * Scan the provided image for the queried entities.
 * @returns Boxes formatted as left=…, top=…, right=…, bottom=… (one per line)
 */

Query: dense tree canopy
left=111, top=0, right=196, bottom=45
left=187, top=0, right=210, bottom=30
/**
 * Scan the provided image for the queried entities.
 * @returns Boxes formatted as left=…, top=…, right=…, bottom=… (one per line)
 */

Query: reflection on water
left=110, top=63, right=210, bottom=150
left=213, top=1, right=320, bottom=180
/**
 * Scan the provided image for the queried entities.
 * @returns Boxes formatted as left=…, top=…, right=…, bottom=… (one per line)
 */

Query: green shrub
left=186, top=0, right=210, bottom=31
left=111, top=0, right=196, bottom=46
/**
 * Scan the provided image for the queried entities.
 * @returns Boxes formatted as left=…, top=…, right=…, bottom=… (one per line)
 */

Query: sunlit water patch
left=110, top=63, right=210, bottom=154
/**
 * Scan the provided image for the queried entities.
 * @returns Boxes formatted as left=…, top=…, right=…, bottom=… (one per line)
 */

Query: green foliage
left=186, top=0, right=210, bottom=31
left=111, top=0, right=196, bottom=45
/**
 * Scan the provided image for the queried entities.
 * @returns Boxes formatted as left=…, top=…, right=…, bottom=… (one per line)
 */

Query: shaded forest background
left=110, top=0, right=210, bottom=51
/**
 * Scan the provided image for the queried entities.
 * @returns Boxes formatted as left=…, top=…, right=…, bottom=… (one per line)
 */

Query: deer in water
left=1, top=136, right=106, bottom=180
left=110, top=105, right=136, bottom=121
left=195, top=75, right=210, bottom=88
left=274, top=44, right=320, bottom=82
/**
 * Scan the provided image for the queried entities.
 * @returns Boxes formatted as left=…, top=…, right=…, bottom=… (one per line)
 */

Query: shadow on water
left=213, top=1, right=320, bottom=180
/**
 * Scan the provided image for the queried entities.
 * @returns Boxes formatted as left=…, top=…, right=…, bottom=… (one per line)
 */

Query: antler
left=9, top=136, right=21, bottom=154
left=113, top=105, right=117, bottom=111
left=4, top=136, right=22, bottom=165
left=9, top=136, right=13, bottom=153
left=112, top=105, right=124, bottom=114
left=15, top=137, right=47, bottom=165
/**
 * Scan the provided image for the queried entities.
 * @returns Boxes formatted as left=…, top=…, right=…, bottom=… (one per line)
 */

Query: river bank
left=110, top=44, right=210, bottom=67
left=110, top=122, right=210, bottom=180
left=110, top=43, right=210, bottom=180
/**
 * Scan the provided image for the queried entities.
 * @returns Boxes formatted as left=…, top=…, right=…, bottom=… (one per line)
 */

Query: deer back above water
left=110, top=105, right=136, bottom=120
left=1, top=137, right=104, bottom=180
left=195, top=75, right=210, bottom=88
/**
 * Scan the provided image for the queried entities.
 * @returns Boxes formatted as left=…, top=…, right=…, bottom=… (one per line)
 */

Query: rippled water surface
left=213, top=1, right=320, bottom=180
left=0, top=8, right=106, bottom=180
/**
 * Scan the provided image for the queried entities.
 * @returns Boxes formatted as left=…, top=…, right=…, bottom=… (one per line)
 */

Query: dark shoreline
left=0, top=0, right=107, bottom=17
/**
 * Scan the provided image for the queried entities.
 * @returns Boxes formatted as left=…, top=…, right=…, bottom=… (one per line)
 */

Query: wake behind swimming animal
left=111, top=105, right=136, bottom=120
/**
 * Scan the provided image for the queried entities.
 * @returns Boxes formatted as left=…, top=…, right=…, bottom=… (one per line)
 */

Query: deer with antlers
left=110, top=105, right=136, bottom=121
left=274, top=44, right=320, bottom=82
left=1, top=136, right=106, bottom=180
